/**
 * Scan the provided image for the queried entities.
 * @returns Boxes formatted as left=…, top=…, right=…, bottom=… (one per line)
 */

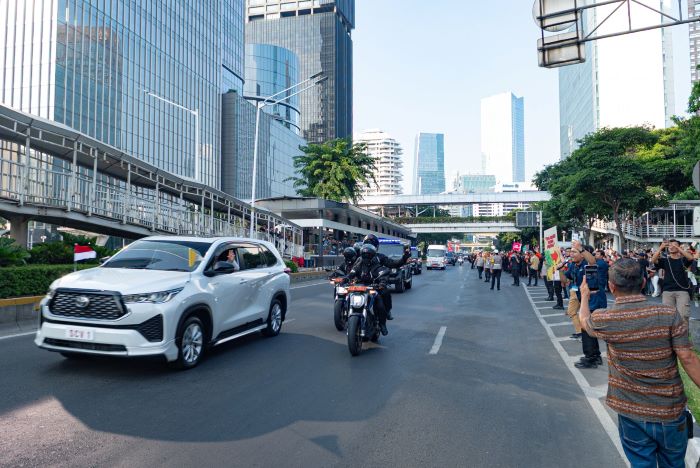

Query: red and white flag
left=74, top=244, right=96, bottom=262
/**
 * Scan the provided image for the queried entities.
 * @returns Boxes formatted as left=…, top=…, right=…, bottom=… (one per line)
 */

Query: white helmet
left=493, top=249, right=499, bottom=254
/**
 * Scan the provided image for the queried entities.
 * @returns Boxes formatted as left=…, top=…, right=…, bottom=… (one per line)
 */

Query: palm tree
left=287, top=138, right=376, bottom=204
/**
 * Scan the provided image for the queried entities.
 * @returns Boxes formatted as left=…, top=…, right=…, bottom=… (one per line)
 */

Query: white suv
left=35, top=236, right=291, bottom=369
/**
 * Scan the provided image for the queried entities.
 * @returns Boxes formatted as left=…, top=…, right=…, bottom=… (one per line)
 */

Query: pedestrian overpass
left=401, top=221, right=519, bottom=234
left=0, top=104, right=303, bottom=256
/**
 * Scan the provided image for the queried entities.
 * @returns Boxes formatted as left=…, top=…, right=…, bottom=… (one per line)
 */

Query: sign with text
left=515, top=211, right=540, bottom=228
left=512, top=242, right=522, bottom=252
left=544, top=226, right=558, bottom=250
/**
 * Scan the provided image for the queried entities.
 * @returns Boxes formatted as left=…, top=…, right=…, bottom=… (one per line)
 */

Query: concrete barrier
left=0, top=296, right=42, bottom=333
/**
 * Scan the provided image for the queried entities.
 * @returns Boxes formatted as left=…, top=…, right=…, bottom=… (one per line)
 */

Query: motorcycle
left=346, top=283, right=383, bottom=356
left=458, top=257, right=464, bottom=266
left=330, top=276, right=350, bottom=331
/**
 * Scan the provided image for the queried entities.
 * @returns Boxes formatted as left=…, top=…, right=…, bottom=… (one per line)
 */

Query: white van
left=426, top=245, right=447, bottom=270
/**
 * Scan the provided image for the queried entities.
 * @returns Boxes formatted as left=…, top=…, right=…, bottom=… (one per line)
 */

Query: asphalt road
left=0, top=265, right=626, bottom=468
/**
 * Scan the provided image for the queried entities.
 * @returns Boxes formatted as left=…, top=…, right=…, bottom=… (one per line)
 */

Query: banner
left=543, top=226, right=558, bottom=250
left=512, top=242, right=522, bottom=252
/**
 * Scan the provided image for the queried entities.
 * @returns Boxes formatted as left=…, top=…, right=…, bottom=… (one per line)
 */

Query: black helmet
left=360, top=244, right=377, bottom=261
left=342, top=247, right=357, bottom=262
left=363, top=234, right=379, bottom=249
left=353, top=242, right=363, bottom=256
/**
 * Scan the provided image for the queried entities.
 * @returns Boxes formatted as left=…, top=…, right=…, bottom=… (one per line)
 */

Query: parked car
left=378, top=239, right=413, bottom=292
left=35, top=236, right=290, bottom=370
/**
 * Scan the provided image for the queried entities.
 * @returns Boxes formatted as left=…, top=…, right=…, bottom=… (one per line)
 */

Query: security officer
left=361, top=234, right=410, bottom=320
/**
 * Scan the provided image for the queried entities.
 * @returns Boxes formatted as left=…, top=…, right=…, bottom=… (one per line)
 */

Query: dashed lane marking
left=429, top=326, right=447, bottom=355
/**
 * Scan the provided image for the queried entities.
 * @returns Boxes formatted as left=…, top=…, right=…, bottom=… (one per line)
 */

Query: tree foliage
left=287, top=138, right=377, bottom=203
left=0, top=238, right=30, bottom=267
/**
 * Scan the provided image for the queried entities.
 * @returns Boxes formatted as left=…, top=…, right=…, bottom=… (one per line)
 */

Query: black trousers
left=512, top=270, right=520, bottom=286
left=545, top=279, right=554, bottom=299
left=490, top=269, right=501, bottom=289
left=582, top=330, right=600, bottom=359
left=379, top=288, right=392, bottom=313
left=485, top=269, right=491, bottom=281
left=477, top=266, right=483, bottom=278
left=372, top=294, right=387, bottom=324
left=553, top=280, right=563, bottom=307
left=528, top=268, right=538, bottom=285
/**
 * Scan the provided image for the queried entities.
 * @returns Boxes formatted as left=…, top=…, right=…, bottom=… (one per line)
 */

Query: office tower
left=355, top=129, right=403, bottom=197
left=559, top=1, right=675, bottom=159
left=0, top=0, right=247, bottom=189
left=480, top=92, right=525, bottom=183
left=458, top=174, right=497, bottom=193
left=245, top=0, right=354, bottom=144
left=412, top=133, right=445, bottom=195
left=691, top=1, right=700, bottom=84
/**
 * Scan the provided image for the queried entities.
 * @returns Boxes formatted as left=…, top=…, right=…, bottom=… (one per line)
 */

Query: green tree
left=287, top=138, right=377, bottom=203
left=0, top=238, right=30, bottom=267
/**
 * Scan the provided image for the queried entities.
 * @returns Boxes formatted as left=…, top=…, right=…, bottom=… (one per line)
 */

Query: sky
left=352, top=0, right=692, bottom=194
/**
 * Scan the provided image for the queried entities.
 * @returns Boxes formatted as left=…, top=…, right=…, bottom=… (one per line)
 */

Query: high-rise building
left=559, top=1, right=675, bottom=159
left=354, top=130, right=403, bottom=198
left=480, top=92, right=525, bottom=183
left=245, top=0, right=354, bottom=144
left=412, top=133, right=445, bottom=195
left=691, top=1, right=700, bottom=84
left=0, top=0, right=246, bottom=189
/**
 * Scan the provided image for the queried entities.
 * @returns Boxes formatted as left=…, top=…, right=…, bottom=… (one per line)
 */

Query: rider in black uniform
left=346, top=244, right=390, bottom=335
left=330, top=247, right=358, bottom=278
left=361, top=234, right=410, bottom=320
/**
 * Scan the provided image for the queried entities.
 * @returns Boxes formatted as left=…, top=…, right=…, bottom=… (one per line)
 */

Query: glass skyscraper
left=412, top=133, right=445, bottom=195
left=245, top=0, right=354, bottom=144
left=0, top=0, right=246, bottom=189
left=244, top=43, right=301, bottom=133
left=480, top=92, right=525, bottom=183
left=691, top=1, right=700, bottom=84
left=559, top=1, right=674, bottom=159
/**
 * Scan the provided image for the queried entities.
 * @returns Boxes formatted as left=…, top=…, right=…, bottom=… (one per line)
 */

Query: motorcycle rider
left=330, top=247, right=358, bottom=278
left=361, top=234, right=411, bottom=321
left=346, top=244, right=390, bottom=335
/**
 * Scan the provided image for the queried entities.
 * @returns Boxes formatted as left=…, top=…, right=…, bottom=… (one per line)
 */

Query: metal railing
left=592, top=219, right=695, bottom=239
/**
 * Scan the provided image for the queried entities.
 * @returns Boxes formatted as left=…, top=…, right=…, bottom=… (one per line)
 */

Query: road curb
left=0, top=296, right=42, bottom=336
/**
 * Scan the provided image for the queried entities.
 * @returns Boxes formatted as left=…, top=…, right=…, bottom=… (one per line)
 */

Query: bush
left=0, top=238, right=30, bottom=267
left=284, top=260, right=299, bottom=273
left=0, top=264, right=94, bottom=299
left=27, top=242, right=73, bottom=264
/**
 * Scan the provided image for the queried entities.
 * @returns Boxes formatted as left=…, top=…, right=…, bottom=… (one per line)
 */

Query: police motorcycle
left=458, top=256, right=464, bottom=266
left=345, top=277, right=388, bottom=356
left=328, top=247, right=359, bottom=331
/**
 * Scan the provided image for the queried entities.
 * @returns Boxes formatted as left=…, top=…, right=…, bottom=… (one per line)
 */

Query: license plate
left=65, top=328, right=95, bottom=341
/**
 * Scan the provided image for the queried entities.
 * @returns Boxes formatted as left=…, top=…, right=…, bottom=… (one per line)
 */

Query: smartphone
left=585, top=265, right=599, bottom=291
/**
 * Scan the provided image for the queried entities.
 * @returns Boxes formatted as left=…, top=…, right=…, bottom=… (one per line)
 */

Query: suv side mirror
left=204, top=261, right=237, bottom=277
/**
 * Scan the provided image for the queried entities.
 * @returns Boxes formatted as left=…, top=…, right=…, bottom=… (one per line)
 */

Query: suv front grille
left=50, top=290, right=125, bottom=320
left=44, top=338, right=126, bottom=352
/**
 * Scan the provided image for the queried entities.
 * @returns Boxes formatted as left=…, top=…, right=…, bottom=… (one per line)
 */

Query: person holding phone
left=578, top=258, right=700, bottom=467
left=566, top=240, right=606, bottom=369
left=651, top=239, right=694, bottom=324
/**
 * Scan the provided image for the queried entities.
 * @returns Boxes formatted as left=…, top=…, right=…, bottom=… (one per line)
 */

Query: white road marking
left=0, top=330, right=36, bottom=341
left=549, top=321, right=574, bottom=327
left=522, top=284, right=629, bottom=466
left=291, top=281, right=328, bottom=290
left=429, top=326, right=447, bottom=355
left=539, top=313, right=565, bottom=317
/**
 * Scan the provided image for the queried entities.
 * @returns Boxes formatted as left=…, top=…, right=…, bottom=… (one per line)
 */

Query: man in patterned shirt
left=579, top=258, right=700, bottom=467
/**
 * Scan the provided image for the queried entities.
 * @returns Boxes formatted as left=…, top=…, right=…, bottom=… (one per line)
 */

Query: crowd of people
left=465, top=238, right=700, bottom=466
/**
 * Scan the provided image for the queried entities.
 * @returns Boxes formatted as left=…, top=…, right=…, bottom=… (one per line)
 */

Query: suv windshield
left=427, top=249, right=446, bottom=257
left=379, top=243, right=406, bottom=258
left=103, top=240, right=211, bottom=272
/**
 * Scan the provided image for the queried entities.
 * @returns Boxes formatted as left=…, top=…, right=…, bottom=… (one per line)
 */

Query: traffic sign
left=515, top=211, right=540, bottom=228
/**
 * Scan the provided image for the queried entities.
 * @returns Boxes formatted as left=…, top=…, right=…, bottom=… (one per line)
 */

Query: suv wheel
left=395, top=276, right=405, bottom=293
left=262, top=299, right=284, bottom=337
left=171, top=315, right=205, bottom=370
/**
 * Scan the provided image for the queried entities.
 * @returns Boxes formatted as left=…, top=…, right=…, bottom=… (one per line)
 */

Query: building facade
left=412, top=133, right=445, bottom=195
left=354, top=129, right=403, bottom=198
left=245, top=0, right=354, bottom=144
left=244, top=43, right=301, bottom=133
left=459, top=174, right=497, bottom=194
left=559, top=1, right=675, bottom=159
left=691, top=1, right=700, bottom=84
left=0, top=0, right=247, bottom=189
left=480, top=92, right=525, bottom=183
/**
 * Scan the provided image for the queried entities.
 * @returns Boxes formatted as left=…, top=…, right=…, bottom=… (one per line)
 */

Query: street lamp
left=249, top=72, right=327, bottom=238
left=144, top=90, right=200, bottom=183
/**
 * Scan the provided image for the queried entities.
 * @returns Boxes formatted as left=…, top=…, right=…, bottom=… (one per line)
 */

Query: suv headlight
left=123, top=288, right=183, bottom=304
left=350, top=294, right=366, bottom=308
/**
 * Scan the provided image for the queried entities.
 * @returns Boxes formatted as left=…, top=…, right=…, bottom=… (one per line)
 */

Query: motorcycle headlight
left=350, top=294, right=366, bottom=308
left=123, top=288, right=183, bottom=304
left=337, top=287, right=348, bottom=294
left=391, top=268, right=398, bottom=274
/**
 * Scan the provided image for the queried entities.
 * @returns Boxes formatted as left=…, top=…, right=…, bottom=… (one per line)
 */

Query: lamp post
left=249, top=72, right=327, bottom=238
left=144, top=90, right=200, bottom=183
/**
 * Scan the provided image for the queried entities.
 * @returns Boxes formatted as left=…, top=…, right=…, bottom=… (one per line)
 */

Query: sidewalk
left=523, top=283, right=700, bottom=468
